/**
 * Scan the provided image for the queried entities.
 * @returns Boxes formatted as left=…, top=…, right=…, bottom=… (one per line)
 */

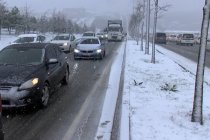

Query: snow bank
left=95, top=42, right=125, bottom=140
left=123, top=41, right=210, bottom=140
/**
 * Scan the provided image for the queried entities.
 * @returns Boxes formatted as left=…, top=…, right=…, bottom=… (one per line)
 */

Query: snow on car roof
left=18, top=34, right=39, bottom=38
left=56, top=34, right=70, bottom=36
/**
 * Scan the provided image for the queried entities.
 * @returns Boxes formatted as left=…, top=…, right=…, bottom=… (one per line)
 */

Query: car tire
left=62, top=67, right=69, bottom=85
left=74, top=55, right=78, bottom=60
left=40, top=83, right=50, bottom=107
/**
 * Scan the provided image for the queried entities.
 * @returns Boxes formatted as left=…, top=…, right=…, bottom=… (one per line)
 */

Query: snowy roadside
left=0, top=35, right=17, bottom=50
left=121, top=40, right=210, bottom=140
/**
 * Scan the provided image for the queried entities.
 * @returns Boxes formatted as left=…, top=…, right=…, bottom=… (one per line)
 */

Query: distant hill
left=62, top=8, right=128, bottom=32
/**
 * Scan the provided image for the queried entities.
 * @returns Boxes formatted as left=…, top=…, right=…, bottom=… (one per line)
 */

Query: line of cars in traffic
left=0, top=31, right=108, bottom=139
left=155, top=32, right=205, bottom=46
left=0, top=31, right=107, bottom=109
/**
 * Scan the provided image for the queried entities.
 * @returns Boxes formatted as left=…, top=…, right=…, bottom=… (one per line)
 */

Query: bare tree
left=128, top=2, right=144, bottom=45
left=140, top=0, right=146, bottom=51
left=191, top=0, right=210, bottom=125
left=0, top=0, right=6, bottom=39
left=145, top=0, right=151, bottom=54
left=151, top=0, right=158, bottom=63
left=151, top=1, right=170, bottom=63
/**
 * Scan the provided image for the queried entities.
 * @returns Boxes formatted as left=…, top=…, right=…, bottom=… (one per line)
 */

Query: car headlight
left=74, top=49, right=80, bottom=53
left=19, top=78, right=39, bottom=90
left=96, top=49, right=102, bottom=53
left=63, top=43, right=68, bottom=46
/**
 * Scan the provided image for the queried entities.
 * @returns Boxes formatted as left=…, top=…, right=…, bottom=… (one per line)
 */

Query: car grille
left=112, top=36, right=118, bottom=39
left=57, top=43, right=63, bottom=46
left=81, top=50, right=94, bottom=53
left=0, top=86, right=12, bottom=91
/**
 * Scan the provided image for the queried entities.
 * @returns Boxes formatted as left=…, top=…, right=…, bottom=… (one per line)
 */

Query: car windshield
left=80, top=39, right=99, bottom=44
left=83, top=33, right=94, bottom=36
left=53, top=35, right=69, bottom=40
left=14, top=37, right=35, bottom=43
left=0, top=48, right=44, bottom=65
left=108, top=27, right=121, bottom=32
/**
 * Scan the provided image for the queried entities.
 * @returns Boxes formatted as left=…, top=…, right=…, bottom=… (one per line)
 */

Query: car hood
left=76, top=44, right=101, bottom=51
left=51, top=40, right=69, bottom=44
left=0, top=65, right=42, bottom=86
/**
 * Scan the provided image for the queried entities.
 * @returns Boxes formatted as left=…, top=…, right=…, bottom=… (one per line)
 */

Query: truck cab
left=107, top=20, right=123, bottom=41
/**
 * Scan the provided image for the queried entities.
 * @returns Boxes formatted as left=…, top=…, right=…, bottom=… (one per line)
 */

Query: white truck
left=107, top=20, right=123, bottom=41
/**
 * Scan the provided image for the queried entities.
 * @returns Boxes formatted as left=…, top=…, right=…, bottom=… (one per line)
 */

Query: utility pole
left=151, top=0, right=158, bottom=63
left=192, top=0, right=210, bottom=125
left=145, top=0, right=151, bottom=54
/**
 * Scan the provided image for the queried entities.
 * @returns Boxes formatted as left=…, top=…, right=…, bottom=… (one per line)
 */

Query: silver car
left=73, top=37, right=105, bottom=60
left=51, top=34, right=76, bottom=53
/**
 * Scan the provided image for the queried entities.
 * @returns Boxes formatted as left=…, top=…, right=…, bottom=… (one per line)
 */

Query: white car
left=74, top=37, right=105, bottom=60
left=176, top=34, right=194, bottom=46
left=51, top=34, right=76, bottom=53
left=12, top=34, right=47, bottom=44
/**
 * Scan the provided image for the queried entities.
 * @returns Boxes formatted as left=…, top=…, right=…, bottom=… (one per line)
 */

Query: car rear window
left=183, top=34, right=194, bottom=39
left=156, top=33, right=166, bottom=37
left=0, top=48, right=44, bottom=65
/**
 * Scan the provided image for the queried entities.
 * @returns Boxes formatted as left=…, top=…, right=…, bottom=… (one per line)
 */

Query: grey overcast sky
left=6, top=0, right=205, bottom=14
left=5, top=0, right=206, bottom=31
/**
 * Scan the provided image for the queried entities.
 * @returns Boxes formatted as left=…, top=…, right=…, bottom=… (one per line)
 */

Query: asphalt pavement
left=2, top=41, right=123, bottom=140
left=160, top=42, right=210, bottom=68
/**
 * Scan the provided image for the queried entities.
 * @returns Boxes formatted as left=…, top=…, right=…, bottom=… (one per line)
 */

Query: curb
left=95, top=42, right=126, bottom=140
left=119, top=41, right=130, bottom=140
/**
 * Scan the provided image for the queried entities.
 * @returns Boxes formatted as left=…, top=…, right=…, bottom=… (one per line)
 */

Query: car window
left=53, top=35, right=70, bottom=40
left=83, top=33, right=94, bottom=36
left=0, top=48, right=44, bottom=65
left=70, top=35, right=75, bottom=41
left=54, top=45, right=63, bottom=56
left=156, top=33, right=166, bottom=37
left=80, top=39, right=99, bottom=44
left=14, top=37, right=35, bottom=43
left=46, top=46, right=57, bottom=59
left=40, top=36, right=46, bottom=42
left=183, top=34, right=194, bottom=39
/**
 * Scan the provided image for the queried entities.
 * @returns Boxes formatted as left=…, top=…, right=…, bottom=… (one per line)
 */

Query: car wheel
left=68, top=46, right=71, bottom=53
left=74, top=55, right=78, bottom=60
left=99, top=54, right=104, bottom=60
left=62, top=68, right=69, bottom=85
left=41, top=83, right=50, bottom=107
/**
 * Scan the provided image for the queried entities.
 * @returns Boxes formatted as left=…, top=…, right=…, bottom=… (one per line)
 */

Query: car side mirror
left=47, top=58, right=58, bottom=65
